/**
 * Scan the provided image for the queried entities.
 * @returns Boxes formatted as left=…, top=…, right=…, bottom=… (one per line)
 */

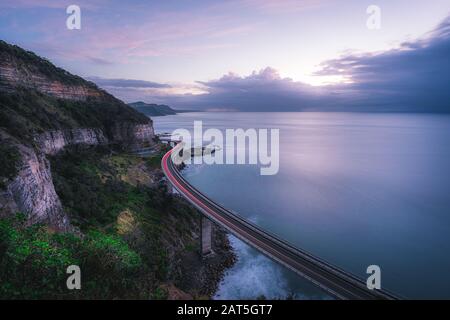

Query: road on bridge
left=161, top=144, right=399, bottom=300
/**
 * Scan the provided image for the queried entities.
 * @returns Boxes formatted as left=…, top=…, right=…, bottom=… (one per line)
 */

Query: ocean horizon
left=154, top=111, right=450, bottom=299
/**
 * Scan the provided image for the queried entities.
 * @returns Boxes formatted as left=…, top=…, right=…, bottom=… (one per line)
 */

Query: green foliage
left=48, top=147, right=179, bottom=295
left=0, top=142, right=21, bottom=188
left=146, top=153, right=163, bottom=169
left=51, top=147, right=149, bottom=227
left=0, top=89, right=148, bottom=144
left=0, top=41, right=205, bottom=299
left=151, top=286, right=168, bottom=300
left=0, top=40, right=87, bottom=86
left=0, top=215, right=146, bottom=299
left=0, top=140, right=200, bottom=299
left=0, top=40, right=150, bottom=145
left=84, top=230, right=141, bottom=271
left=129, top=101, right=177, bottom=116
left=0, top=216, right=77, bottom=298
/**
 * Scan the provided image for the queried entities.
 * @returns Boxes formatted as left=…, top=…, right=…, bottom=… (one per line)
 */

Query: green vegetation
left=0, top=214, right=144, bottom=299
left=0, top=142, right=21, bottom=189
left=146, top=144, right=171, bottom=169
left=50, top=147, right=172, bottom=281
left=0, top=40, right=149, bottom=144
left=51, top=146, right=169, bottom=228
left=128, top=101, right=177, bottom=117
left=0, top=41, right=205, bottom=299
left=2, top=145, right=200, bottom=299
left=0, top=40, right=87, bottom=87
left=0, top=88, right=149, bottom=144
left=0, top=146, right=201, bottom=299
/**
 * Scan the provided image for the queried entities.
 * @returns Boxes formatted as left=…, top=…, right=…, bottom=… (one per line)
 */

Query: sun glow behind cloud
left=296, top=73, right=353, bottom=86
left=2, top=0, right=449, bottom=111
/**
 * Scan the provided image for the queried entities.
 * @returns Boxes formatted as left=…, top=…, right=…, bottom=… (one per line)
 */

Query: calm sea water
left=153, top=112, right=450, bottom=299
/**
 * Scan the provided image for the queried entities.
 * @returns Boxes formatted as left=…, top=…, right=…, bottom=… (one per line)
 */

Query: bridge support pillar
left=201, top=216, right=213, bottom=256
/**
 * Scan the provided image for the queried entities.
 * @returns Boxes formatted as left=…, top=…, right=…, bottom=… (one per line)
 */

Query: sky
left=0, top=0, right=449, bottom=111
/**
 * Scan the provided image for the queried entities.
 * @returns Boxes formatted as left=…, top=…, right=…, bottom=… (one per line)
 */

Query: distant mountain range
left=128, top=101, right=186, bottom=117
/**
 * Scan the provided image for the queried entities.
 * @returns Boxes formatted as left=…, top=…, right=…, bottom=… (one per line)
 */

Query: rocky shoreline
left=174, top=224, right=236, bottom=299
left=160, top=162, right=236, bottom=299
left=0, top=39, right=236, bottom=300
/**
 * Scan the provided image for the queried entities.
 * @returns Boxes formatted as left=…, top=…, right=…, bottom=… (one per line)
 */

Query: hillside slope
left=0, top=41, right=234, bottom=299
left=0, top=40, right=154, bottom=230
left=129, top=101, right=177, bottom=117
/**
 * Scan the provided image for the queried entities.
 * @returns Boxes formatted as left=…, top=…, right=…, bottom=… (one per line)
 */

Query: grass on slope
left=2, top=145, right=198, bottom=299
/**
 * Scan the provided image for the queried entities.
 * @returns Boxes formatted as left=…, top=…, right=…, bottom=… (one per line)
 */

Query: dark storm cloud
left=314, top=16, right=450, bottom=112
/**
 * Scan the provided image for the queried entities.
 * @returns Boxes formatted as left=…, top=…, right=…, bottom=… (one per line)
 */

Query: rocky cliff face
left=0, top=41, right=155, bottom=230
left=111, top=122, right=155, bottom=149
left=6, top=142, right=69, bottom=230
left=0, top=63, right=104, bottom=101
left=1, top=121, right=155, bottom=231
left=34, top=123, right=155, bottom=156
left=0, top=131, right=70, bottom=230
left=34, top=128, right=108, bottom=155
left=0, top=41, right=105, bottom=101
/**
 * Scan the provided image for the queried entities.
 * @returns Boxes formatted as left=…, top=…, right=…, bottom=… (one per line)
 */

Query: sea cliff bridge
left=161, top=143, right=399, bottom=300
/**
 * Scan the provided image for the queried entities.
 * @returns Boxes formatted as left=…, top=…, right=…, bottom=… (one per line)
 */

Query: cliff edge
left=0, top=40, right=155, bottom=230
left=0, top=41, right=234, bottom=299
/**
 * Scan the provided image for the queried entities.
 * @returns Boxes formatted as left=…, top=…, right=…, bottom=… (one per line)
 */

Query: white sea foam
left=214, top=235, right=296, bottom=300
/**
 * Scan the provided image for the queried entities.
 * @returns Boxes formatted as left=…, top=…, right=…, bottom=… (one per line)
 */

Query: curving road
left=161, top=144, right=399, bottom=300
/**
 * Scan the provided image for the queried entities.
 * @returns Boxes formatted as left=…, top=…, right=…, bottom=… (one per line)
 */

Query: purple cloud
left=189, top=67, right=327, bottom=111
left=87, top=76, right=171, bottom=89
left=314, top=16, right=450, bottom=112
left=159, top=16, right=450, bottom=112
left=109, top=67, right=331, bottom=111
left=61, top=14, right=450, bottom=113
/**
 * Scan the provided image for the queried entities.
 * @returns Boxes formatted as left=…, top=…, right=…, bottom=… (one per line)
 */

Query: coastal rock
left=4, top=142, right=70, bottom=231
left=1, top=123, right=155, bottom=229
left=110, top=122, right=155, bottom=149
left=0, top=41, right=156, bottom=229
left=1, top=120, right=155, bottom=230
left=34, top=128, right=108, bottom=155
left=1, top=120, right=156, bottom=229
left=0, top=64, right=103, bottom=101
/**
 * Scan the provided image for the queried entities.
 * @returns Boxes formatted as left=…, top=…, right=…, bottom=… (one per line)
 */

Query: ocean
left=153, top=112, right=450, bottom=299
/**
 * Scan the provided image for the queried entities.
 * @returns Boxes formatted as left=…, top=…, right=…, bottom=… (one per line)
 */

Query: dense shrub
left=0, top=215, right=146, bottom=299
left=0, top=88, right=148, bottom=145
left=0, top=143, right=199, bottom=299
left=0, top=142, right=21, bottom=189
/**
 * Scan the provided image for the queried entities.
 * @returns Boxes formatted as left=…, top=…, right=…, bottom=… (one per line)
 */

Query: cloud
left=103, top=67, right=331, bottom=111
left=240, top=0, right=329, bottom=14
left=87, top=76, right=207, bottom=104
left=82, top=15, right=450, bottom=113
left=160, top=16, right=450, bottom=112
left=1, top=1, right=257, bottom=65
left=314, top=16, right=450, bottom=112
left=87, top=76, right=171, bottom=89
left=188, top=67, right=327, bottom=111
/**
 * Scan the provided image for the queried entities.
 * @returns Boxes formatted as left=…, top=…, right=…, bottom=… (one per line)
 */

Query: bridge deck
left=161, top=145, right=399, bottom=300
